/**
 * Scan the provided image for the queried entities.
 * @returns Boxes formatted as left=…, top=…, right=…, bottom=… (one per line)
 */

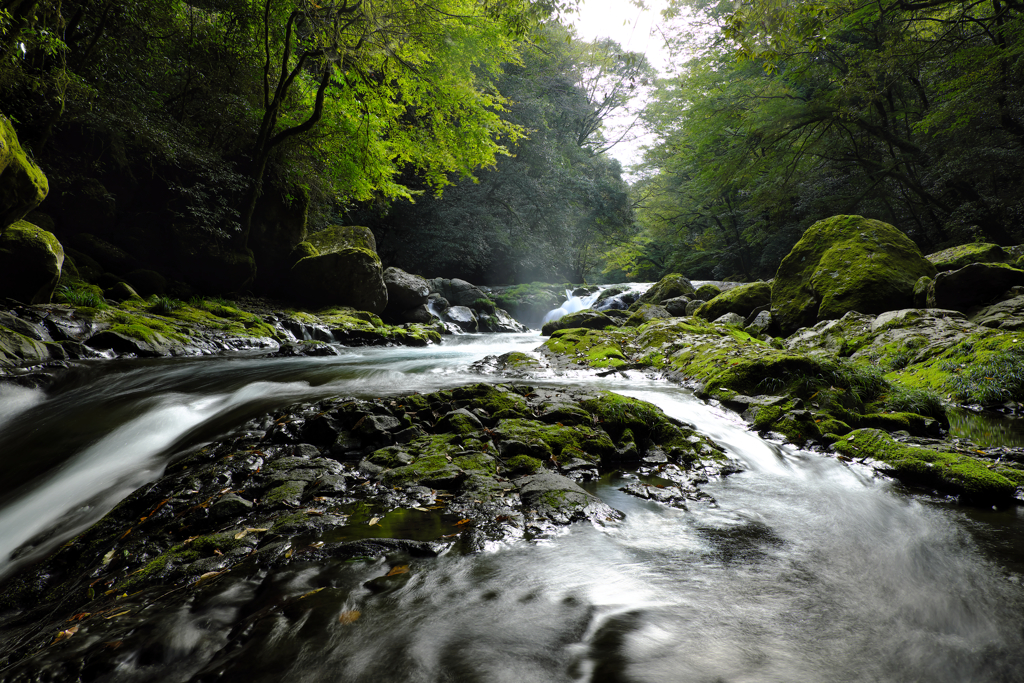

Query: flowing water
left=1, top=334, right=1023, bottom=682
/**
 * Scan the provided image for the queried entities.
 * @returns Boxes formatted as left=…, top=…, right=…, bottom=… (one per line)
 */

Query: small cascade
left=542, top=289, right=604, bottom=325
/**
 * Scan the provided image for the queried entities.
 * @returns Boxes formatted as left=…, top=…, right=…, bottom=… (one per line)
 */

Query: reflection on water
left=948, top=406, right=1024, bottom=448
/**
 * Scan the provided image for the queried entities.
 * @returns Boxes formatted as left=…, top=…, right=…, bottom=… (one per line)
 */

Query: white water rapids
left=0, top=333, right=1022, bottom=681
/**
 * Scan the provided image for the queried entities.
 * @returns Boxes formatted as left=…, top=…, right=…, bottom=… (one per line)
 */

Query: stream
left=1, top=332, right=1023, bottom=682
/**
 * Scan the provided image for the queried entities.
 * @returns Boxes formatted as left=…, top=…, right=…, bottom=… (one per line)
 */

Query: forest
left=1, top=0, right=1022, bottom=289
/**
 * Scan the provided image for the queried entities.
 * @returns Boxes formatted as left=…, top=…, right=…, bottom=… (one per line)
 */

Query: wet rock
left=444, top=305, right=478, bottom=332
left=541, top=309, right=617, bottom=336
left=927, top=263, right=1024, bottom=312
left=516, top=472, right=621, bottom=524
left=0, top=220, right=64, bottom=304
left=383, top=266, right=430, bottom=311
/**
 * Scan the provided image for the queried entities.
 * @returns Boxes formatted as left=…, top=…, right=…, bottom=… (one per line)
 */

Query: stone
left=289, top=249, right=388, bottom=312
left=0, top=116, right=48, bottom=230
left=0, top=324, right=52, bottom=368
left=913, top=275, right=931, bottom=308
left=684, top=299, right=705, bottom=316
left=696, top=281, right=771, bottom=321
left=625, top=304, right=672, bottom=327
left=383, top=266, right=430, bottom=311
left=397, top=304, right=434, bottom=324
left=661, top=295, right=691, bottom=316
left=515, top=472, right=620, bottom=524
left=744, top=310, right=773, bottom=337
left=0, top=220, right=64, bottom=304
left=443, top=305, right=478, bottom=332
left=927, top=263, right=1024, bottom=312
left=970, top=295, right=1024, bottom=330
left=249, top=183, right=308, bottom=292
left=772, top=215, right=936, bottom=335
left=712, top=312, right=745, bottom=327
left=427, top=277, right=489, bottom=308
left=694, top=283, right=722, bottom=300
left=104, top=281, right=142, bottom=302
left=926, top=243, right=1006, bottom=271
left=638, top=273, right=696, bottom=304
left=124, top=269, right=167, bottom=297
left=67, top=233, right=141, bottom=275
left=541, top=309, right=617, bottom=336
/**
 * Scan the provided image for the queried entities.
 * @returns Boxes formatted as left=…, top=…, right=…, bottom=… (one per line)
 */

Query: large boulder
left=541, top=309, right=617, bottom=336
left=290, top=249, right=387, bottom=313
left=383, top=267, right=430, bottom=311
left=0, top=220, right=65, bottom=304
left=428, top=277, right=489, bottom=308
left=926, top=243, right=1006, bottom=272
left=772, top=215, right=936, bottom=335
left=0, top=116, right=49, bottom=231
left=638, top=274, right=695, bottom=305
left=926, top=263, right=1024, bottom=312
left=695, top=281, right=771, bottom=321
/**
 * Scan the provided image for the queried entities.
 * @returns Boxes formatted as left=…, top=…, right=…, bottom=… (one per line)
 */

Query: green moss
left=543, top=328, right=631, bottom=368
left=695, top=281, right=771, bottom=321
left=497, top=418, right=615, bottom=460
left=452, top=452, right=498, bottom=475
left=450, top=383, right=530, bottom=418
left=833, top=429, right=1016, bottom=504
left=506, top=455, right=544, bottom=475
left=638, top=273, right=695, bottom=304
left=926, top=243, right=1006, bottom=271
left=381, top=454, right=466, bottom=488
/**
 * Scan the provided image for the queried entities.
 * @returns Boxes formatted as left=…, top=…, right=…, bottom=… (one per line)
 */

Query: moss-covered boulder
left=0, top=116, right=49, bottom=230
left=290, top=248, right=387, bottom=312
left=695, top=281, right=771, bottom=322
left=541, top=327, right=631, bottom=368
left=773, top=215, right=936, bottom=335
left=926, top=243, right=1006, bottom=272
left=306, top=225, right=376, bottom=254
left=694, top=283, right=721, bottom=300
left=0, top=220, right=64, bottom=304
left=624, top=304, right=672, bottom=327
left=638, top=273, right=695, bottom=305
left=833, top=429, right=1017, bottom=505
left=541, top=309, right=617, bottom=336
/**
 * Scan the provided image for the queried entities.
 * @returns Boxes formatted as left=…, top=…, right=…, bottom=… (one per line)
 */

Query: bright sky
left=571, top=0, right=673, bottom=173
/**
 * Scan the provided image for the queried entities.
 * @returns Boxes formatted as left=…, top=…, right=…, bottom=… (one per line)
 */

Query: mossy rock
left=289, top=248, right=387, bottom=313
left=0, top=115, right=49, bottom=229
left=542, top=328, right=631, bottom=368
left=694, top=283, right=721, bottom=300
left=496, top=418, right=615, bottom=462
left=695, top=281, right=771, bottom=322
left=0, top=220, right=64, bottom=304
left=638, top=273, right=695, bottom=304
left=306, top=225, right=376, bottom=254
left=541, top=309, right=617, bottom=336
left=625, top=304, right=672, bottom=328
left=833, top=428, right=1016, bottom=505
left=772, top=215, right=936, bottom=335
left=926, top=243, right=1006, bottom=272
left=0, top=324, right=52, bottom=367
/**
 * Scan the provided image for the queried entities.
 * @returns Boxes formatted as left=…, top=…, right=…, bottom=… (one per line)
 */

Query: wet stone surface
left=0, top=382, right=738, bottom=671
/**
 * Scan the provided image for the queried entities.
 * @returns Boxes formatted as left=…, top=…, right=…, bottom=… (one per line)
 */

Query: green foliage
left=629, top=0, right=1024, bottom=281
left=57, top=284, right=106, bottom=309
left=948, top=349, right=1024, bottom=406
left=150, top=296, right=183, bottom=315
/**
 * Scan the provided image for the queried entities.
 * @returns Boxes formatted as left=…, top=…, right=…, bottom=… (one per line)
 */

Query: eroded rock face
left=290, top=249, right=388, bottom=312
left=926, top=263, right=1024, bottom=312
left=772, top=215, right=935, bottom=335
left=0, top=220, right=64, bottom=304
left=0, top=116, right=49, bottom=230
left=383, top=266, right=430, bottom=311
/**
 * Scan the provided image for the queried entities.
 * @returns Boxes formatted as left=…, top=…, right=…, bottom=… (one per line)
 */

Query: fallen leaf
left=53, top=626, right=78, bottom=643
left=338, top=610, right=361, bottom=624
left=104, top=611, right=130, bottom=620
left=412, top=506, right=429, bottom=512
left=455, top=519, right=471, bottom=526
left=386, top=565, right=409, bottom=576
left=368, top=516, right=381, bottom=526
left=102, top=549, right=116, bottom=565
left=67, top=613, right=91, bottom=622
left=299, top=587, right=325, bottom=599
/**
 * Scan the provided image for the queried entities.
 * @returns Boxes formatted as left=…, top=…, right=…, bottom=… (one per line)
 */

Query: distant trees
left=368, top=23, right=644, bottom=283
left=627, top=0, right=1024, bottom=281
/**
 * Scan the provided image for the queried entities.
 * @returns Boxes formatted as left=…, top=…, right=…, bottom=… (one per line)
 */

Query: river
left=1, top=332, right=1023, bottom=682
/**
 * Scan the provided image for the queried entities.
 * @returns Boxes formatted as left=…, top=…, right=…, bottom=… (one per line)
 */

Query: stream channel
left=1, top=331, right=1024, bottom=681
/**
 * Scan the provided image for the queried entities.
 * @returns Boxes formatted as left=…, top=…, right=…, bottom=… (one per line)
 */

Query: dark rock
left=444, top=305, right=478, bottom=332
left=662, top=295, right=691, bottom=316
left=384, top=266, right=430, bottom=311
left=927, top=263, right=1024, bottom=312
left=516, top=472, right=622, bottom=524
left=0, top=221, right=64, bottom=304
left=289, top=250, right=387, bottom=312
left=541, top=309, right=616, bottom=336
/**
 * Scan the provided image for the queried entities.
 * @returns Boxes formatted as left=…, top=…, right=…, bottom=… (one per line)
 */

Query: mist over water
left=0, top=334, right=1022, bottom=681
